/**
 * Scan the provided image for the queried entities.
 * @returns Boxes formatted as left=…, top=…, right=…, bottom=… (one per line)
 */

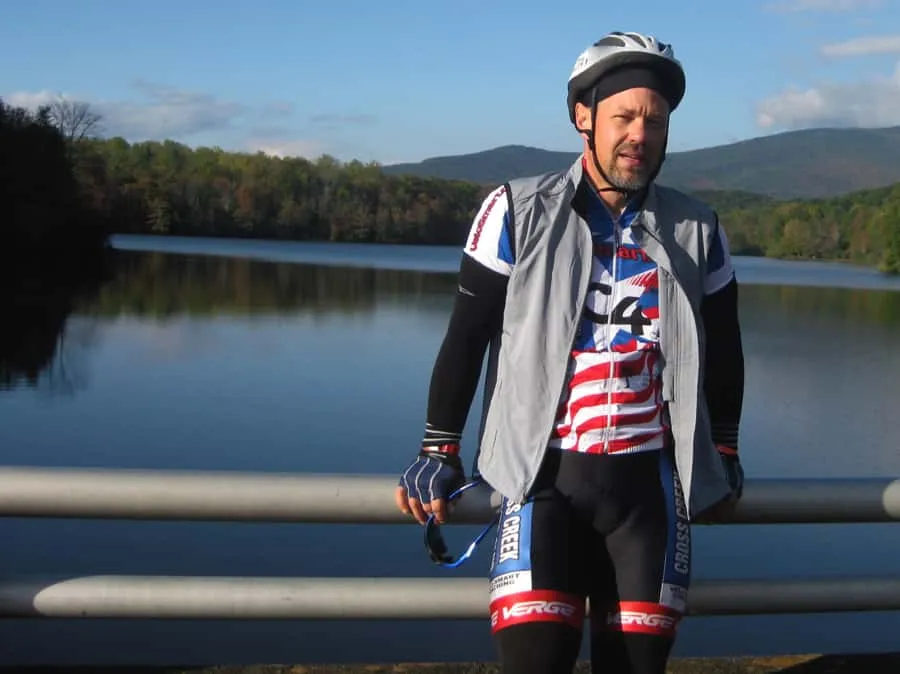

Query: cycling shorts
left=487, top=445, right=691, bottom=638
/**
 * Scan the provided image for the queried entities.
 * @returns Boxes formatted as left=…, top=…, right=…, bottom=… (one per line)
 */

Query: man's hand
left=718, top=445, right=744, bottom=500
left=693, top=446, right=744, bottom=524
left=395, top=444, right=465, bottom=525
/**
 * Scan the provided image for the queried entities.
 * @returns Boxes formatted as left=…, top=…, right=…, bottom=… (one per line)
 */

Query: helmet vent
left=624, top=32, right=648, bottom=47
left=592, top=36, right=625, bottom=48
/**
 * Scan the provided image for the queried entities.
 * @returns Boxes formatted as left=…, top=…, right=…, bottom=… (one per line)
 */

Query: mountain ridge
left=381, top=126, right=900, bottom=200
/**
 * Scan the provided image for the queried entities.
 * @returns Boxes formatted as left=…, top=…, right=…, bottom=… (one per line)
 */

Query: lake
left=1, top=234, right=900, bottom=666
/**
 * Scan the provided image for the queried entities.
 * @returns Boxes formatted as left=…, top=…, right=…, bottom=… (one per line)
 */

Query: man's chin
left=611, top=173, right=650, bottom=192
left=611, top=163, right=659, bottom=191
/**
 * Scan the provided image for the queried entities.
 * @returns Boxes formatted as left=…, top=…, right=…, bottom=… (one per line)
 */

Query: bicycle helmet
left=567, top=31, right=685, bottom=125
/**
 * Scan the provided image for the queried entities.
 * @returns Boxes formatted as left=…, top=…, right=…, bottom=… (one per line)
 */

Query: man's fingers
left=395, top=481, right=457, bottom=525
left=431, top=498, right=448, bottom=524
left=407, top=498, right=428, bottom=525
left=396, top=487, right=427, bottom=524
left=394, top=487, right=411, bottom=514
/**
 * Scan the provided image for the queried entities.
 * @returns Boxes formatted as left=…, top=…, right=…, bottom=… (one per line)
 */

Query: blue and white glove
left=718, top=445, right=744, bottom=500
left=397, top=443, right=465, bottom=524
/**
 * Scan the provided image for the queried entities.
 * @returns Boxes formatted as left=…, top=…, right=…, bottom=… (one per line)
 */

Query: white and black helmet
left=566, top=31, right=686, bottom=124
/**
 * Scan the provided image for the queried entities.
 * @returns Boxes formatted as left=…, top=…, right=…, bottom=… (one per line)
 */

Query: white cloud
left=103, top=81, right=247, bottom=138
left=766, top=0, right=884, bottom=12
left=261, top=101, right=295, bottom=118
left=248, top=138, right=323, bottom=159
left=5, top=90, right=59, bottom=110
left=3, top=83, right=357, bottom=160
left=821, top=34, right=900, bottom=56
left=756, top=60, right=900, bottom=129
left=5, top=82, right=246, bottom=140
left=308, top=113, right=378, bottom=128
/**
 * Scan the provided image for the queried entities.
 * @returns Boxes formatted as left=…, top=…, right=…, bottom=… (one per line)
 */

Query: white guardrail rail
left=0, top=466, right=899, bottom=619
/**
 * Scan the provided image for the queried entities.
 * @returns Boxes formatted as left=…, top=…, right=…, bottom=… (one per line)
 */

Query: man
left=395, top=31, right=745, bottom=674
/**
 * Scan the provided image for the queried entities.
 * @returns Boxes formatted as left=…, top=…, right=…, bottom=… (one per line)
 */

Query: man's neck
left=581, top=153, right=631, bottom=214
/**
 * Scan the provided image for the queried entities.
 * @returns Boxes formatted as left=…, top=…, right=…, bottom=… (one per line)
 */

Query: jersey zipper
left=604, top=218, right=621, bottom=454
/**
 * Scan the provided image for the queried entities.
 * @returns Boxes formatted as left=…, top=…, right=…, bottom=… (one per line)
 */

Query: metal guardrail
left=3, top=576, right=900, bottom=619
left=1, top=466, right=899, bottom=620
left=1, top=466, right=900, bottom=524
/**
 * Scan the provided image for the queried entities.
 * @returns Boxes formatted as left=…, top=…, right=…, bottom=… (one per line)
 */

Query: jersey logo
left=583, top=280, right=655, bottom=337
left=577, top=262, right=659, bottom=352
left=468, top=186, right=506, bottom=253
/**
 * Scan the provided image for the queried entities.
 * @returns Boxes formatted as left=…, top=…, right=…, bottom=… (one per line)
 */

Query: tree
left=0, top=98, right=111, bottom=274
left=879, top=204, right=900, bottom=275
left=46, top=96, right=103, bottom=142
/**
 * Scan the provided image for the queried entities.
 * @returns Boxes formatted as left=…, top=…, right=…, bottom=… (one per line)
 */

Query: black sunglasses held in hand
left=423, top=479, right=500, bottom=568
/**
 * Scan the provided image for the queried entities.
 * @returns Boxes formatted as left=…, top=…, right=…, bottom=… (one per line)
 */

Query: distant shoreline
left=107, top=231, right=899, bottom=278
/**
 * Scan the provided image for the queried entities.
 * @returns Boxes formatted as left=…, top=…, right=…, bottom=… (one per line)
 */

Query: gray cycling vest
left=473, top=157, right=732, bottom=520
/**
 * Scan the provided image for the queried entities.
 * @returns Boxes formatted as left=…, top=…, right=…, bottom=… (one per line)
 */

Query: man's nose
left=626, top=119, right=647, bottom=144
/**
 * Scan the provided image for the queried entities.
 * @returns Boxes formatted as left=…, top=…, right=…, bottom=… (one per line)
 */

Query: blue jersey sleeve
left=463, top=185, right=515, bottom=277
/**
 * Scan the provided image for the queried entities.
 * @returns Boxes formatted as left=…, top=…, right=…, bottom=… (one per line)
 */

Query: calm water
left=1, top=234, right=900, bottom=666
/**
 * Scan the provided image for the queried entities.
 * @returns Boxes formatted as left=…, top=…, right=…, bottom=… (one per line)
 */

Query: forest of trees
left=0, top=99, right=112, bottom=279
left=90, top=135, right=485, bottom=246
left=3, top=98, right=899, bottom=274
left=715, top=184, right=900, bottom=274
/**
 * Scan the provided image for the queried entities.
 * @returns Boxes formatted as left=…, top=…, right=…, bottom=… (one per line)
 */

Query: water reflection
left=0, top=250, right=458, bottom=391
left=0, top=273, right=107, bottom=394
left=741, top=283, right=900, bottom=327
left=75, top=251, right=900, bottom=326
left=77, top=250, right=458, bottom=319
left=4, top=248, right=900, bottom=395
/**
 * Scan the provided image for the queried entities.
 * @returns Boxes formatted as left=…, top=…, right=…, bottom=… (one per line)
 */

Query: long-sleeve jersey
left=422, top=179, right=744, bottom=456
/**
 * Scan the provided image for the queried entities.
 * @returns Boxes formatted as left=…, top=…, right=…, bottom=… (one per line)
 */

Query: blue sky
left=3, top=0, right=899, bottom=164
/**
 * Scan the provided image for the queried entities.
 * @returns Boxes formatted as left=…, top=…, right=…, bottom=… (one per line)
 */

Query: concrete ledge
left=3, top=654, right=900, bottom=673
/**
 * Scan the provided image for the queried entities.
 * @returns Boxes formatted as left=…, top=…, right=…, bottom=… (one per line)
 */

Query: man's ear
left=573, top=102, right=592, bottom=136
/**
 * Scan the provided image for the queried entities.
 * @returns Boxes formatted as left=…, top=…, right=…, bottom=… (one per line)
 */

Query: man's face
left=576, top=87, right=670, bottom=191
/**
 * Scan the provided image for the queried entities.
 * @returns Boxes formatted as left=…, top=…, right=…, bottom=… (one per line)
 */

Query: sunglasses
left=423, top=479, right=501, bottom=568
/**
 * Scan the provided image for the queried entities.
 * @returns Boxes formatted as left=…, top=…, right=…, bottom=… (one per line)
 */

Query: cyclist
left=396, top=30, right=745, bottom=674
